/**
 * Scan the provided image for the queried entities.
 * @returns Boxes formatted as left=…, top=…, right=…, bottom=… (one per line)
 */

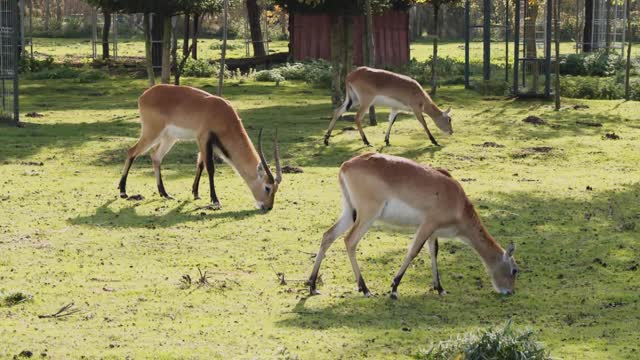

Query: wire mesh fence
left=0, top=0, right=19, bottom=125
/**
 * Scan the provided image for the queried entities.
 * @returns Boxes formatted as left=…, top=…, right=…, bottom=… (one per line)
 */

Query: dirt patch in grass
left=604, top=132, right=620, bottom=140
left=282, top=165, right=304, bottom=174
left=522, top=116, right=547, bottom=126
left=513, top=146, right=554, bottom=158
left=576, top=120, right=602, bottom=127
left=474, top=141, right=505, bottom=148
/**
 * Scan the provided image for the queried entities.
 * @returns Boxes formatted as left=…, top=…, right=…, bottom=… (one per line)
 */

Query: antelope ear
left=506, top=242, right=515, bottom=257
left=444, top=106, right=452, bottom=115
left=256, top=163, right=266, bottom=179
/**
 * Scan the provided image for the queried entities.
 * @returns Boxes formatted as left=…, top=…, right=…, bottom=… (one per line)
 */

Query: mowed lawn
left=0, top=75, right=639, bottom=359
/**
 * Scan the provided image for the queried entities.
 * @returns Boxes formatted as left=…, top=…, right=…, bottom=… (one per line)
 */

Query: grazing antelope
left=118, top=84, right=282, bottom=211
left=324, top=67, right=453, bottom=147
left=307, top=153, right=518, bottom=299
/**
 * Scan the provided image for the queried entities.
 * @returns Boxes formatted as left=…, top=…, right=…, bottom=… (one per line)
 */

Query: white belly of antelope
left=372, top=95, right=412, bottom=111
left=165, top=124, right=197, bottom=140
left=379, top=199, right=424, bottom=227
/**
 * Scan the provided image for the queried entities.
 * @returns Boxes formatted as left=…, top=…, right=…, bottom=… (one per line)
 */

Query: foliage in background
left=253, top=60, right=332, bottom=87
left=415, top=321, right=552, bottom=360
left=560, top=51, right=627, bottom=77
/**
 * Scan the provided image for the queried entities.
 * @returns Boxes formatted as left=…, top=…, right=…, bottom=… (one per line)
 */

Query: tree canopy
left=84, top=0, right=222, bottom=15
left=274, top=0, right=417, bottom=15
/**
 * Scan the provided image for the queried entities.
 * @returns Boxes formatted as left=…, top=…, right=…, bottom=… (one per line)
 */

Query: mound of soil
left=474, top=141, right=505, bottom=148
left=604, top=132, right=620, bottom=140
left=573, top=104, right=590, bottom=110
left=282, top=165, right=304, bottom=174
left=25, top=112, right=44, bottom=118
left=522, top=116, right=546, bottom=126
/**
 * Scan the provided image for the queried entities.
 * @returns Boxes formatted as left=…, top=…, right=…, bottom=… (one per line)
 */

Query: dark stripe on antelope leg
left=119, top=156, right=136, bottom=198
left=433, top=238, right=446, bottom=295
left=192, top=160, right=204, bottom=200
left=352, top=209, right=357, bottom=222
left=390, top=237, right=428, bottom=299
left=209, top=131, right=230, bottom=159
left=358, top=275, right=371, bottom=297
left=205, top=134, right=221, bottom=209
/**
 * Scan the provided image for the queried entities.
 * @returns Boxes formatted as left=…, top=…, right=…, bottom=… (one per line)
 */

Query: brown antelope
left=307, top=153, right=518, bottom=299
left=324, top=67, right=453, bottom=147
left=118, top=84, right=282, bottom=211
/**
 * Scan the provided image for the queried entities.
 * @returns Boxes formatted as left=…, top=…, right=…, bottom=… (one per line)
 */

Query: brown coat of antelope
left=307, top=153, right=519, bottom=299
left=118, top=84, right=282, bottom=211
left=324, top=67, right=453, bottom=147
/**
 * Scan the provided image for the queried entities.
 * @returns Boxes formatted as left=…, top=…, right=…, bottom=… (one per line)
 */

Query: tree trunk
left=363, top=0, right=377, bottom=125
left=624, top=0, right=632, bottom=99
left=172, top=17, right=178, bottom=85
left=247, top=0, right=266, bottom=57
left=525, top=0, right=539, bottom=92
left=555, top=0, right=561, bottom=110
left=144, top=13, right=155, bottom=86
left=55, top=0, right=62, bottom=26
left=583, top=0, right=593, bottom=51
left=102, top=9, right=111, bottom=59
left=44, top=0, right=50, bottom=32
left=218, top=0, right=229, bottom=96
left=183, top=14, right=190, bottom=58
left=330, top=16, right=344, bottom=108
left=161, top=16, right=172, bottom=84
left=431, top=4, right=439, bottom=96
left=192, top=13, right=199, bottom=59
left=287, top=13, right=294, bottom=61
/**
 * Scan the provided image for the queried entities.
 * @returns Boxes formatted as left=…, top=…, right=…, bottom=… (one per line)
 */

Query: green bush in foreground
left=415, top=321, right=551, bottom=360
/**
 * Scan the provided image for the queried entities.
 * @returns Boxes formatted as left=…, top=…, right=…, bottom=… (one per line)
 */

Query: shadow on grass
left=69, top=199, right=262, bottom=228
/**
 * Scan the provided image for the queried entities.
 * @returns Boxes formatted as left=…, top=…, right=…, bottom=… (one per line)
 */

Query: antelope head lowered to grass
left=118, top=84, right=282, bottom=211
left=324, top=66, right=453, bottom=147
left=307, top=153, right=518, bottom=299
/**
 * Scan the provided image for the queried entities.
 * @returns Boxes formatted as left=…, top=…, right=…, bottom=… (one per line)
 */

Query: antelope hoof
left=323, top=135, right=330, bottom=146
left=120, top=192, right=128, bottom=199
left=211, top=201, right=222, bottom=210
left=363, top=291, right=372, bottom=298
left=193, top=194, right=201, bottom=200
left=385, top=139, right=390, bottom=147
left=390, top=291, right=399, bottom=300
left=310, top=288, right=320, bottom=296
left=162, top=194, right=175, bottom=200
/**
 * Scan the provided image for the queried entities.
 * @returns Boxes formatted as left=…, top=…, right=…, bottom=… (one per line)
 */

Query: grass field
left=1, top=74, right=639, bottom=358
left=33, top=36, right=640, bottom=65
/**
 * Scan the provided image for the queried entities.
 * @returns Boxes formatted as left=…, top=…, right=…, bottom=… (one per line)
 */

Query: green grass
left=32, top=37, right=290, bottom=62
left=0, top=75, right=639, bottom=359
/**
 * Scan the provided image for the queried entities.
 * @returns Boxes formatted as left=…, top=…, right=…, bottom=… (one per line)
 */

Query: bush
left=416, top=321, right=551, bottom=360
left=25, top=66, right=82, bottom=80
left=255, top=69, right=285, bottom=83
left=471, top=79, right=511, bottom=96
left=560, top=76, right=628, bottom=99
left=19, top=56, right=54, bottom=73
left=182, top=58, right=215, bottom=77
left=560, top=51, right=625, bottom=77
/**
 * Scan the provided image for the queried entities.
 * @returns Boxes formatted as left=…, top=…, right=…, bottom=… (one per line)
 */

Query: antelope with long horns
left=324, top=67, right=453, bottom=147
left=118, top=84, right=282, bottom=211
left=307, top=153, right=518, bottom=298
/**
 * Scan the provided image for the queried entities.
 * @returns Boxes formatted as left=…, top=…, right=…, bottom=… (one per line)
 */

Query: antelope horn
left=274, top=129, right=282, bottom=184
left=258, top=128, right=275, bottom=184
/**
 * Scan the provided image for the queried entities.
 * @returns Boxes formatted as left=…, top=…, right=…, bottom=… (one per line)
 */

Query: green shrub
left=255, top=69, right=285, bottom=83
left=415, top=321, right=551, bottom=360
left=471, top=79, right=511, bottom=96
left=182, top=58, right=215, bottom=77
left=25, top=66, right=82, bottom=80
left=1, top=291, right=32, bottom=307
left=19, top=56, right=54, bottom=73
left=560, top=51, right=625, bottom=77
left=559, top=76, right=633, bottom=99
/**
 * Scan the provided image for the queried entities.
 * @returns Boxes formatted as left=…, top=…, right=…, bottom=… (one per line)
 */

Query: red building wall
left=291, top=11, right=410, bottom=67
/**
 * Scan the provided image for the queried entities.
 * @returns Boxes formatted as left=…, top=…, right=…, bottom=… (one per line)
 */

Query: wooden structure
left=290, top=11, right=409, bottom=66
